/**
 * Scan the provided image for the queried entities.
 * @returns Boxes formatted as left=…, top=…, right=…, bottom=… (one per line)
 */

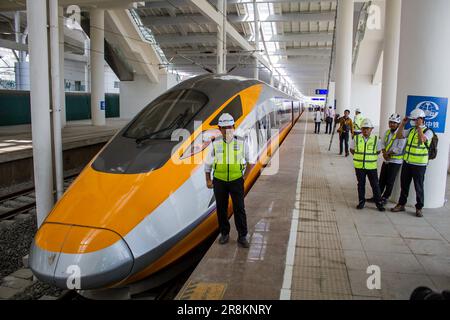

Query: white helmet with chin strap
left=409, top=109, right=426, bottom=120
left=218, top=113, right=235, bottom=127
left=361, top=118, right=374, bottom=129
left=389, top=113, right=402, bottom=124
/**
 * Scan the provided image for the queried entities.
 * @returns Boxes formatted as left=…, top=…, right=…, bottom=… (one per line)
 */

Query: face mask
left=410, top=120, right=417, bottom=127
left=225, top=129, right=234, bottom=143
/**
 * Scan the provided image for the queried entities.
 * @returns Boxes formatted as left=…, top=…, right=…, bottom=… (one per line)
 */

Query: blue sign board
left=405, top=95, right=448, bottom=133
left=315, top=89, right=328, bottom=95
left=100, top=100, right=105, bottom=111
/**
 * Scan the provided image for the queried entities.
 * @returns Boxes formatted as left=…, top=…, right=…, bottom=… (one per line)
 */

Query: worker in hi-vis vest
left=377, top=113, right=406, bottom=204
left=350, top=118, right=386, bottom=212
left=391, top=109, right=433, bottom=218
left=353, top=108, right=364, bottom=136
left=205, top=113, right=250, bottom=248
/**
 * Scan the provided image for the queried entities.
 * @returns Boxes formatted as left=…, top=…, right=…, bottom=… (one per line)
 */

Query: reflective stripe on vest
left=384, top=130, right=403, bottom=161
left=353, top=135, right=378, bottom=170
left=213, top=138, right=245, bottom=182
left=404, top=128, right=429, bottom=165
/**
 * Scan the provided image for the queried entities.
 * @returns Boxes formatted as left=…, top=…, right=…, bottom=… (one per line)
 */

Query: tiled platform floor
left=177, top=114, right=450, bottom=300
left=0, top=118, right=128, bottom=163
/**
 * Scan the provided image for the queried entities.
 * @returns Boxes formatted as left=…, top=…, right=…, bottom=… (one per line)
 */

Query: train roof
left=169, top=74, right=293, bottom=103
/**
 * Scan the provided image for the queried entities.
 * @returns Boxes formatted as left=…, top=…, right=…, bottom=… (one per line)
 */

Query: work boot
left=376, top=204, right=386, bottom=212
left=356, top=202, right=365, bottom=210
left=237, top=236, right=250, bottom=248
left=391, top=204, right=406, bottom=212
left=416, top=209, right=424, bottom=218
left=219, top=234, right=229, bottom=245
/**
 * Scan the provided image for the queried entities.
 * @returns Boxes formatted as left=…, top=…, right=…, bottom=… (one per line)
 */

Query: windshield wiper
left=135, top=111, right=189, bottom=144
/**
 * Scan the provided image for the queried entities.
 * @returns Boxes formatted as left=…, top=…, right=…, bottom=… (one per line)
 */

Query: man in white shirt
left=314, top=107, right=323, bottom=134
left=391, top=109, right=434, bottom=217
left=325, top=106, right=335, bottom=134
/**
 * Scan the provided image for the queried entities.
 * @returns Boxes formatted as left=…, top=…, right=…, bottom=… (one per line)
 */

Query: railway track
left=0, top=174, right=79, bottom=221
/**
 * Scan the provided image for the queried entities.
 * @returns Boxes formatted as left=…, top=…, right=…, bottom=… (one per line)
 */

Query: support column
left=253, top=0, right=259, bottom=80
left=395, top=0, right=450, bottom=208
left=269, top=73, right=274, bottom=86
left=90, top=9, right=106, bottom=126
left=379, top=0, right=402, bottom=136
left=59, top=6, right=66, bottom=127
left=335, top=0, right=353, bottom=115
left=327, top=81, right=336, bottom=109
left=49, top=0, right=64, bottom=200
left=84, top=38, right=91, bottom=92
left=26, top=0, right=54, bottom=227
left=216, top=0, right=227, bottom=74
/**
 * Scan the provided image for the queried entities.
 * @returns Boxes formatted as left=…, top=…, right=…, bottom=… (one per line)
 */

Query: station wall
left=0, top=90, right=120, bottom=126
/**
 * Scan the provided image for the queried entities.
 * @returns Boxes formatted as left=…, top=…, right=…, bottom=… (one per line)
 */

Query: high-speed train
left=29, top=74, right=303, bottom=298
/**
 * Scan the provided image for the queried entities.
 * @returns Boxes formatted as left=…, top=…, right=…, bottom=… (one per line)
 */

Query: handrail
left=128, top=9, right=181, bottom=81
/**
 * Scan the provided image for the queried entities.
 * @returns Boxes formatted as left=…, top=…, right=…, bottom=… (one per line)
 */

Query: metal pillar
left=90, top=9, right=106, bottom=126
left=335, top=0, right=353, bottom=115
left=49, top=0, right=64, bottom=200
left=394, top=0, right=450, bottom=208
left=379, top=0, right=402, bottom=136
left=59, top=6, right=66, bottom=127
left=26, top=0, right=54, bottom=227
left=253, top=0, right=259, bottom=80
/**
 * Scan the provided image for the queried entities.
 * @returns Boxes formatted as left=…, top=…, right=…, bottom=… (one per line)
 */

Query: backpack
left=424, top=129, right=438, bottom=160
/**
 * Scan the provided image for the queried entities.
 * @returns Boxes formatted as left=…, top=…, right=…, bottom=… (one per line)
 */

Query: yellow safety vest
left=353, top=135, right=378, bottom=170
left=213, top=138, right=245, bottom=182
left=404, top=128, right=429, bottom=165
left=384, top=130, right=403, bottom=161
left=354, top=114, right=364, bottom=131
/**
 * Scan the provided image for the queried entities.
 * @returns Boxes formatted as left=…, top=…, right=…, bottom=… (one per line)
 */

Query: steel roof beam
left=141, top=12, right=335, bottom=26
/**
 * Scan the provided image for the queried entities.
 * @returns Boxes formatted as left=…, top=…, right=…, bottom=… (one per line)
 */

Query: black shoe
left=219, top=234, right=229, bottom=245
left=376, top=204, right=386, bottom=212
left=345, top=153, right=349, bottom=157
left=356, top=202, right=365, bottom=210
left=237, top=237, right=250, bottom=248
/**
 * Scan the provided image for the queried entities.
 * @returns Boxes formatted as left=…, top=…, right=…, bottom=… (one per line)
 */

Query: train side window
left=209, top=95, right=243, bottom=126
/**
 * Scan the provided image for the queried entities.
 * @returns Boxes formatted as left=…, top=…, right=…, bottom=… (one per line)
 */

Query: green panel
left=0, top=91, right=31, bottom=126
left=105, top=94, right=120, bottom=118
left=0, top=91, right=120, bottom=126
left=65, top=93, right=91, bottom=121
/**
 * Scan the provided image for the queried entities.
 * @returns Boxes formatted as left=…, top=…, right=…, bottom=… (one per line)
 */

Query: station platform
left=0, top=118, right=128, bottom=164
left=176, top=115, right=450, bottom=300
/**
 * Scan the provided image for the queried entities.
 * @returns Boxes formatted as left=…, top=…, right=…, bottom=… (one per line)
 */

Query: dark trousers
left=355, top=168, right=382, bottom=205
left=379, top=162, right=402, bottom=200
left=213, top=177, right=248, bottom=238
left=325, top=119, right=333, bottom=134
left=314, top=122, right=321, bottom=134
left=398, top=163, right=427, bottom=210
left=339, top=132, right=350, bottom=154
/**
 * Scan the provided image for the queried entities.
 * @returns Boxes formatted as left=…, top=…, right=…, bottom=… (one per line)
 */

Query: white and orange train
left=29, top=74, right=303, bottom=298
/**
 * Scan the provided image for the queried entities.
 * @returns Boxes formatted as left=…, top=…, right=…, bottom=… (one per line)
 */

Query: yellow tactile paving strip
left=291, top=126, right=353, bottom=299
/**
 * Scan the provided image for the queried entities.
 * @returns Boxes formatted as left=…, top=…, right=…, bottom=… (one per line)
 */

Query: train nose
left=29, top=223, right=133, bottom=290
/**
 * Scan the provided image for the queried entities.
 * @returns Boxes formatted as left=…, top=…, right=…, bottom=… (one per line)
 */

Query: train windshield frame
left=123, top=89, right=209, bottom=140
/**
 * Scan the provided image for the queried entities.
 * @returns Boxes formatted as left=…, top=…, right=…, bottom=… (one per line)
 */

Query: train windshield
left=123, top=89, right=208, bottom=141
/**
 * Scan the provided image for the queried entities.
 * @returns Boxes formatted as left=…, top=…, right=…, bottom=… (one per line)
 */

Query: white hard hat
left=361, top=118, right=374, bottom=128
left=388, top=113, right=402, bottom=124
left=355, top=108, right=361, bottom=113
left=218, top=113, right=235, bottom=127
left=409, top=109, right=426, bottom=120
